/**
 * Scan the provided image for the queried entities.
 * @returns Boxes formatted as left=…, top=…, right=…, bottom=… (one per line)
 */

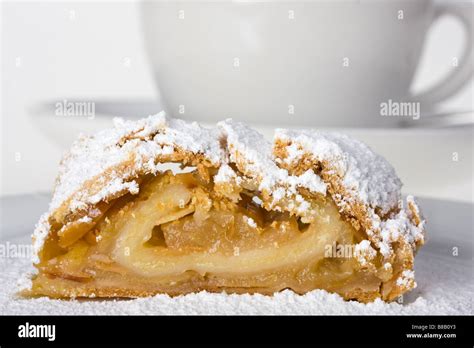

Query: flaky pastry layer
left=30, top=113, right=425, bottom=302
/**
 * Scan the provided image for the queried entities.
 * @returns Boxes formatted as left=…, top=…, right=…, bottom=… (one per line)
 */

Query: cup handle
left=410, top=3, right=473, bottom=107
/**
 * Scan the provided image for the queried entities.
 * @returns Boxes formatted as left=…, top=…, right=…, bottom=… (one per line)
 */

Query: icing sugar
left=50, top=112, right=224, bottom=214
left=214, top=164, right=241, bottom=185
left=274, top=129, right=402, bottom=215
left=217, top=119, right=327, bottom=213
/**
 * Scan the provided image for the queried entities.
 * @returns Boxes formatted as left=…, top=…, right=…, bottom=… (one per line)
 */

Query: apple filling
left=30, top=169, right=385, bottom=300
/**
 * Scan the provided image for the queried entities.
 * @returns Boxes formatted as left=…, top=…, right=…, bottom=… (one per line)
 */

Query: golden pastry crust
left=30, top=113, right=426, bottom=302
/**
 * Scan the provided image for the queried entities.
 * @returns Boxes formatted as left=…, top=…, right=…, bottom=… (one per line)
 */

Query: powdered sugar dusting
left=218, top=119, right=287, bottom=188
left=377, top=197, right=425, bottom=257
left=214, top=164, right=241, bottom=185
left=354, top=240, right=377, bottom=266
left=396, top=270, right=416, bottom=288
left=31, top=213, right=50, bottom=265
left=50, top=112, right=223, bottom=214
left=217, top=119, right=327, bottom=209
left=275, top=129, right=401, bottom=215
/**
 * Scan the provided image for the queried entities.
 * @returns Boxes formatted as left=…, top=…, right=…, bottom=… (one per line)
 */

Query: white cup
left=141, top=0, right=473, bottom=127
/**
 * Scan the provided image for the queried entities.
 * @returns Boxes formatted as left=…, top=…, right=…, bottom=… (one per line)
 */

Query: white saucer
left=28, top=99, right=474, bottom=203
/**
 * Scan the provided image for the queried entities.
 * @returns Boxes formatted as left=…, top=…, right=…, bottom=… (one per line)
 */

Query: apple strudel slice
left=27, top=113, right=425, bottom=303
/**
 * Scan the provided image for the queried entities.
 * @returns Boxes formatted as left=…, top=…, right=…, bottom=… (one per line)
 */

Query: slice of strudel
left=26, top=112, right=425, bottom=302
